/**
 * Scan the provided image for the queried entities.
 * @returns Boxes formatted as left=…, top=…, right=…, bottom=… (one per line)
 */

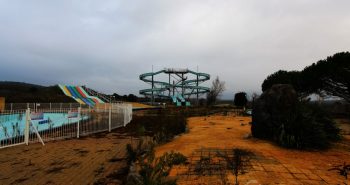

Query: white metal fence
left=0, top=103, right=132, bottom=149
left=4, top=103, right=90, bottom=112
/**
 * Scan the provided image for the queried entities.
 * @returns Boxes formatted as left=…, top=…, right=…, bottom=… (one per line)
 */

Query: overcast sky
left=0, top=0, right=349, bottom=99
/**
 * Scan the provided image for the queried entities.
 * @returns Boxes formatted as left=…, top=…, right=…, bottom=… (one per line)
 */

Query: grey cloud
left=0, top=0, right=350, bottom=98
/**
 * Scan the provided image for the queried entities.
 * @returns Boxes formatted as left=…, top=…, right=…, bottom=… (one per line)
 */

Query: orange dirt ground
left=0, top=131, right=134, bottom=185
left=129, top=102, right=154, bottom=109
left=156, top=115, right=350, bottom=185
left=0, top=114, right=349, bottom=185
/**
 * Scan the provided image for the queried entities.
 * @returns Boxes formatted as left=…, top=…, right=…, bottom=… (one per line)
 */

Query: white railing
left=0, top=103, right=132, bottom=149
left=4, top=103, right=90, bottom=112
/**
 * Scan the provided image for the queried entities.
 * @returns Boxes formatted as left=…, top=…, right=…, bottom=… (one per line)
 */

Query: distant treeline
left=0, top=81, right=74, bottom=103
left=112, top=93, right=165, bottom=103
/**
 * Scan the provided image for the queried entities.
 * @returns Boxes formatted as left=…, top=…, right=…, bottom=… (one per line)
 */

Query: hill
left=0, top=81, right=75, bottom=103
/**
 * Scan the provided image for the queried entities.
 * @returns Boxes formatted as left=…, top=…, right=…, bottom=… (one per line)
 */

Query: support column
left=25, top=108, right=30, bottom=145
left=168, top=74, right=171, bottom=97
left=108, top=104, right=112, bottom=132
left=197, top=74, right=199, bottom=106
left=123, top=108, right=127, bottom=127
left=173, top=80, right=175, bottom=96
left=151, top=75, right=154, bottom=105
left=181, top=74, right=184, bottom=97
left=77, top=107, right=81, bottom=138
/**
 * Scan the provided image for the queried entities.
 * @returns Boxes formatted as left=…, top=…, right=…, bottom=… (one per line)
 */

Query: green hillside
left=0, top=81, right=75, bottom=103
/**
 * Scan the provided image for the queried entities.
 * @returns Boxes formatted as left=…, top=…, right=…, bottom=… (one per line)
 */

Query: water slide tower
left=139, top=68, right=210, bottom=106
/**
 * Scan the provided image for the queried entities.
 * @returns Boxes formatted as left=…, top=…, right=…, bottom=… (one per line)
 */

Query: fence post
left=129, top=105, right=132, bottom=123
left=109, top=104, right=112, bottom=132
left=123, top=106, right=127, bottom=127
left=60, top=103, right=62, bottom=112
left=10, top=103, right=13, bottom=113
left=77, top=107, right=81, bottom=138
left=49, top=103, right=52, bottom=111
left=25, top=108, right=30, bottom=145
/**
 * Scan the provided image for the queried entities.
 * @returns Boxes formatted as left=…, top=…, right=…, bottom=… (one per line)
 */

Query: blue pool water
left=0, top=113, right=87, bottom=140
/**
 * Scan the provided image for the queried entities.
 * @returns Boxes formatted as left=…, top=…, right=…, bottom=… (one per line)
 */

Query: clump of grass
left=125, top=112, right=187, bottom=144
left=46, top=166, right=66, bottom=174
left=126, top=140, right=187, bottom=185
left=109, top=157, right=126, bottom=163
left=329, top=162, right=350, bottom=185
left=73, top=148, right=89, bottom=156
left=94, top=164, right=105, bottom=176
left=126, top=139, right=154, bottom=165
left=138, top=150, right=187, bottom=185
left=217, top=148, right=254, bottom=185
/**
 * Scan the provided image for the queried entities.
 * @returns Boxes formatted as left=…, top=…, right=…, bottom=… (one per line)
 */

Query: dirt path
left=0, top=130, right=134, bottom=185
left=156, top=115, right=350, bottom=184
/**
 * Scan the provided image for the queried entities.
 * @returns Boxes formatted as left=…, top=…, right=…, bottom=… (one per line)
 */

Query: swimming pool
left=0, top=113, right=87, bottom=140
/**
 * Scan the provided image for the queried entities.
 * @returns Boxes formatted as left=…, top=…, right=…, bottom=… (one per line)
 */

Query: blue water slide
left=67, top=86, right=92, bottom=106
left=176, top=101, right=182, bottom=107
left=171, top=95, right=178, bottom=103
left=66, top=86, right=78, bottom=98
left=177, top=95, right=186, bottom=102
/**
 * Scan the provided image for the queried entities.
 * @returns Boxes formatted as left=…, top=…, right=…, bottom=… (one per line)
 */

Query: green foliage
left=262, top=70, right=302, bottom=93
left=151, top=114, right=186, bottom=144
left=138, top=151, right=187, bottom=185
left=261, top=52, right=350, bottom=102
left=127, top=140, right=187, bottom=185
left=194, top=156, right=212, bottom=175
left=276, top=102, right=340, bottom=149
left=233, top=92, right=248, bottom=107
left=329, top=162, right=350, bottom=184
left=217, top=149, right=254, bottom=185
left=137, top=125, right=146, bottom=136
left=252, top=93, right=341, bottom=149
left=126, top=113, right=187, bottom=144
left=112, top=93, right=139, bottom=102
left=126, top=144, right=137, bottom=165
left=126, top=139, right=155, bottom=165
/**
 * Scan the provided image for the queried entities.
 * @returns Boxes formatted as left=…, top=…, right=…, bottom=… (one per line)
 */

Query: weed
left=217, top=148, right=254, bottom=185
left=329, top=162, right=350, bottom=185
